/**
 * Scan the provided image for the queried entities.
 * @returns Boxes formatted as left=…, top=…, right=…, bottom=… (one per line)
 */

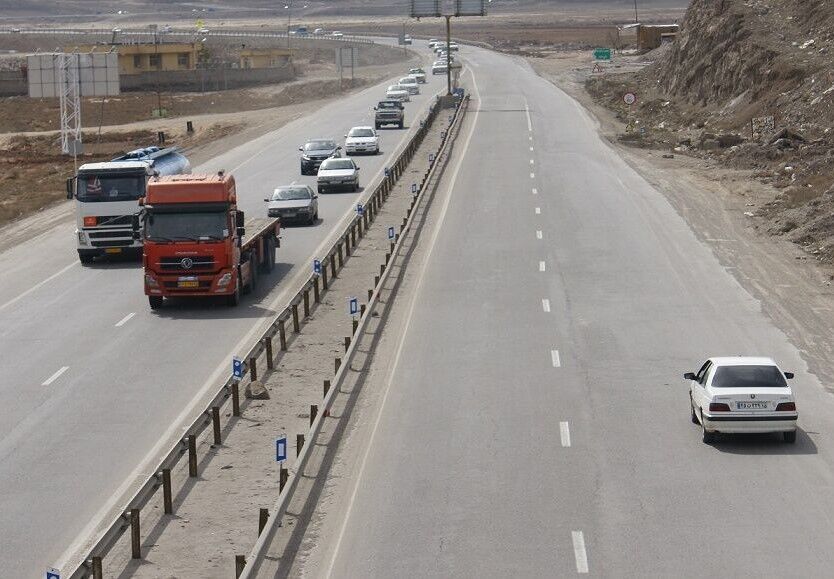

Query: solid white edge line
left=0, top=261, right=79, bottom=313
left=572, top=531, right=589, bottom=573
left=114, top=312, right=136, bottom=327
left=560, top=421, right=571, bottom=447
left=551, top=349, right=561, bottom=368
left=42, top=366, right=69, bottom=386
left=324, top=66, right=483, bottom=579
left=536, top=230, right=543, bottom=240
left=542, top=299, right=551, bottom=313
left=539, top=261, right=546, bottom=272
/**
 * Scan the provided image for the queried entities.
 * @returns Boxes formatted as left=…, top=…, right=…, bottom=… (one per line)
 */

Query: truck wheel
left=227, top=275, right=241, bottom=306
left=398, top=121, right=404, bottom=129
left=78, top=252, right=95, bottom=265
left=375, top=123, right=381, bottom=130
left=148, top=296, right=163, bottom=309
left=263, top=238, right=276, bottom=272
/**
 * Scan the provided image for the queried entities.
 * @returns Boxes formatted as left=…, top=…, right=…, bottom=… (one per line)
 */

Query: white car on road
left=344, top=126, right=380, bottom=155
left=386, top=84, right=410, bottom=102
left=432, top=61, right=448, bottom=75
left=317, top=157, right=360, bottom=193
left=408, top=68, right=427, bottom=83
left=397, top=76, right=420, bottom=95
left=686, top=357, right=798, bottom=443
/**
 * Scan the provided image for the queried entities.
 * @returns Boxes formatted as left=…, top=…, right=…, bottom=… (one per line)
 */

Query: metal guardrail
left=239, top=93, right=470, bottom=577
left=0, top=28, right=375, bottom=44
left=65, top=94, right=450, bottom=578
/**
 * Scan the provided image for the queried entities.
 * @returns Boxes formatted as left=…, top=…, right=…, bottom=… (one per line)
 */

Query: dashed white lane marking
left=560, top=421, right=571, bottom=446
left=536, top=230, right=543, bottom=240
left=572, top=531, right=589, bottom=573
left=530, top=159, right=535, bottom=165
left=42, top=366, right=69, bottom=386
left=115, top=312, right=136, bottom=327
left=551, top=349, right=561, bottom=368
left=530, top=146, right=534, bottom=151
left=542, top=299, right=551, bottom=313
left=532, top=187, right=538, bottom=195
left=535, top=207, right=541, bottom=215
left=539, top=261, right=546, bottom=272
left=525, top=99, right=532, bottom=132
left=0, top=261, right=79, bottom=313
left=529, top=135, right=533, bottom=141
left=530, top=172, right=535, bottom=179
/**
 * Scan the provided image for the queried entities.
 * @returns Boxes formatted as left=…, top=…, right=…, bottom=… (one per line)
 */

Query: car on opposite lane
left=344, top=126, right=380, bottom=155
left=317, top=157, right=360, bottom=193
left=432, top=61, right=448, bottom=75
left=686, top=356, right=798, bottom=444
left=265, top=185, right=318, bottom=225
left=299, top=139, right=341, bottom=175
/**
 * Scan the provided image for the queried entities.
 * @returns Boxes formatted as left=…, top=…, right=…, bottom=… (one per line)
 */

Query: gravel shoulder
left=530, top=52, right=834, bottom=390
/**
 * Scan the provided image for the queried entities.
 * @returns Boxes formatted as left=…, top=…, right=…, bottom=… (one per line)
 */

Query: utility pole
left=634, top=0, right=639, bottom=24
left=445, top=15, right=451, bottom=95
left=287, top=0, right=293, bottom=49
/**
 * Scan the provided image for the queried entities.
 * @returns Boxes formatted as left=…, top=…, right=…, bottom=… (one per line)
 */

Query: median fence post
left=338, top=242, right=344, bottom=268
left=212, top=407, right=221, bottom=445
left=280, top=466, right=288, bottom=491
left=259, top=508, right=269, bottom=535
left=130, top=508, right=141, bottom=559
left=279, top=319, right=287, bottom=350
left=235, top=555, right=246, bottom=578
left=310, top=404, right=318, bottom=427
left=344, top=336, right=351, bottom=352
left=303, top=288, right=310, bottom=318
left=162, top=468, right=173, bottom=514
left=292, top=303, right=300, bottom=332
left=335, top=357, right=341, bottom=373
left=232, top=381, right=241, bottom=416
left=297, top=433, right=305, bottom=455
left=249, top=357, right=258, bottom=382
left=314, top=276, right=321, bottom=303
left=265, top=336, right=274, bottom=370
left=92, top=557, right=103, bottom=579
left=188, top=435, right=197, bottom=477
left=322, top=263, right=329, bottom=290
left=324, top=379, right=331, bottom=397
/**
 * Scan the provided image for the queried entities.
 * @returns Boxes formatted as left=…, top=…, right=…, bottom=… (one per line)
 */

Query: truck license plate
left=178, top=279, right=199, bottom=288
left=105, top=248, right=122, bottom=254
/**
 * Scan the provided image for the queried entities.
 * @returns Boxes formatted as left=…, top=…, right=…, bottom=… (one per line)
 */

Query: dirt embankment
left=585, top=0, right=834, bottom=262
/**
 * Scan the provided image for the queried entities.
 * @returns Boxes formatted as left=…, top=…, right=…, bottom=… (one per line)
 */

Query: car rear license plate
left=283, top=212, right=296, bottom=218
left=105, top=248, right=122, bottom=254
left=737, top=401, right=769, bottom=410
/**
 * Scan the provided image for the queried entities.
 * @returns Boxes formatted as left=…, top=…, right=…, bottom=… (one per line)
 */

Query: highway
left=306, top=46, right=834, bottom=577
left=0, top=46, right=441, bottom=575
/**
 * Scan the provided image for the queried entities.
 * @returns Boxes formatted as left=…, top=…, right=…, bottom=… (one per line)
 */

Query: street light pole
left=287, top=0, right=293, bottom=49
left=634, top=0, right=639, bottom=23
left=445, top=15, right=451, bottom=95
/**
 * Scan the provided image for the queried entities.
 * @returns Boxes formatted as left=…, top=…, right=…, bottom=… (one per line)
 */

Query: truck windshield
left=77, top=174, right=144, bottom=202
left=146, top=211, right=228, bottom=241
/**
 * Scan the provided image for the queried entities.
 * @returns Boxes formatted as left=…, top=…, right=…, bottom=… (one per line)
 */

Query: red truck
left=137, top=172, right=280, bottom=309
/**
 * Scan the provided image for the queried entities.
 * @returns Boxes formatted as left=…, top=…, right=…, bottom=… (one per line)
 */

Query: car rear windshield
left=321, top=159, right=354, bottom=170
left=711, top=365, right=788, bottom=388
left=348, top=128, right=375, bottom=138
left=305, top=140, right=336, bottom=151
left=273, top=187, right=310, bottom=200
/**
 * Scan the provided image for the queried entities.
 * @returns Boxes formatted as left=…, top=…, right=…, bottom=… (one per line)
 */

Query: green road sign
left=593, top=48, right=612, bottom=61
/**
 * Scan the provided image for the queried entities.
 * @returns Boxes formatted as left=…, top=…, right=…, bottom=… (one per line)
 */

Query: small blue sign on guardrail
left=348, top=297, right=358, bottom=316
left=232, top=357, right=243, bottom=379
left=46, top=569, right=60, bottom=579
left=412, top=183, right=418, bottom=195
left=275, top=436, right=287, bottom=463
left=356, top=203, right=364, bottom=216
left=313, top=259, right=321, bottom=275
left=388, top=227, right=395, bottom=240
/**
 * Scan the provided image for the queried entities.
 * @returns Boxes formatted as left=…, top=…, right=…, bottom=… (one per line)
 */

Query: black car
left=299, top=139, right=341, bottom=175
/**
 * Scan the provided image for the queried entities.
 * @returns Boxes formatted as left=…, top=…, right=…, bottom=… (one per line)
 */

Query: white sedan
left=398, top=76, right=420, bottom=95
left=344, top=126, right=379, bottom=155
left=386, top=84, right=410, bottom=102
left=317, top=157, right=360, bottom=193
left=686, top=356, right=798, bottom=443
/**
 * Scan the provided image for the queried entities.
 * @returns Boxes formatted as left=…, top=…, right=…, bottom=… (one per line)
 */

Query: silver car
left=317, top=158, right=360, bottom=193
left=265, top=185, right=319, bottom=225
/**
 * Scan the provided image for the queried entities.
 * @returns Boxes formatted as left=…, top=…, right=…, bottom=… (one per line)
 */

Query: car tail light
left=776, top=402, right=797, bottom=411
left=83, top=216, right=97, bottom=227
left=709, top=402, right=731, bottom=412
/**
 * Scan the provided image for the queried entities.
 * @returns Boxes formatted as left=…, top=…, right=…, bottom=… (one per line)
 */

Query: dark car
left=300, top=139, right=341, bottom=175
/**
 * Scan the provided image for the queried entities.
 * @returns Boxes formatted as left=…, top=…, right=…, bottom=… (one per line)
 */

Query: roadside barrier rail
left=0, top=28, right=375, bottom=44
left=66, top=92, right=456, bottom=578
left=239, top=93, right=470, bottom=577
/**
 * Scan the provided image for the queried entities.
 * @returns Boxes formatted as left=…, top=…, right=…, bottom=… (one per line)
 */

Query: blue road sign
left=275, top=436, right=287, bottom=462
left=384, top=167, right=391, bottom=177
left=313, top=259, right=322, bottom=275
left=388, top=226, right=395, bottom=240
left=356, top=203, right=364, bottom=216
left=412, top=183, right=418, bottom=194
left=233, top=357, right=243, bottom=379
left=46, top=569, right=60, bottom=579
left=429, top=153, right=435, bottom=163
left=349, top=297, right=358, bottom=316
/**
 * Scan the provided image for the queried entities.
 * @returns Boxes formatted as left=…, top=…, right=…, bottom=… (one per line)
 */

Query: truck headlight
left=77, top=230, right=87, bottom=246
left=144, top=274, right=159, bottom=288
left=216, top=272, right=232, bottom=287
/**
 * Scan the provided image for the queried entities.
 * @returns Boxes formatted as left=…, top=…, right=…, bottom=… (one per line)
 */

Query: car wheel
left=307, top=212, right=315, bottom=225
left=148, top=295, right=163, bottom=309
left=318, top=186, right=325, bottom=195
left=690, top=399, right=699, bottom=425
left=701, top=414, right=716, bottom=444
left=783, top=430, right=797, bottom=443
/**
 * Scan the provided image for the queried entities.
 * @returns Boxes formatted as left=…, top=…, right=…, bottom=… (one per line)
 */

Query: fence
left=65, top=91, right=466, bottom=579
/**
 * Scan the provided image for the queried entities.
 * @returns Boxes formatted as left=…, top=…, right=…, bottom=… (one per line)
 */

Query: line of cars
left=428, top=39, right=460, bottom=75
left=268, top=66, right=429, bottom=225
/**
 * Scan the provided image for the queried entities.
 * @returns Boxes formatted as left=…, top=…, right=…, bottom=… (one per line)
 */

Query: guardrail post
left=232, top=381, right=241, bottom=417
left=297, top=433, right=305, bottom=455
left=188, top=435, right=197, bottom=477
left=162, top=468, right=173, bottom=514
left=265, top=336, right=274, bottom=370
left=375, top=275, right=380, bottom=287
left=351, top=223, right=357, bottom=246
left=344, top=336, right=351, bottom=352
left=303, top=288, right=310, bottom=318
left=353, top=319, right=358, bottom=334
left=249, top=357, right=258, bottom=382
left=279, top=319, right=287, bottom=350
left=292, top=303, right=300, bottom=333
left=337, top=242, right=344, bottom=268
left=130, top=508, right=141, bottom=559
left=280, top=466, right=288, bottom=491
left=313, top=276, right=321, bottom=303
left=310, top=404, right=318, bottom=427
left=335, top=357, right=341, bottom=373
left=367, top=288, right=373, bottom=301
left=212, top=407, right=221, bottom=445
left=235, top=555, right=246, bottom=578
left=259, top=508, right=269, bottom=535
left=380, top=264, right=386, bottom=277
left=322, top=262, right=329, bottom=290
left=360, top=304, right=366, bottom=317
left=324, top=379, right=330, bottom=397
left=92, top=556, right=103, bottom=579
left=330, top=254, right=337, bottom=278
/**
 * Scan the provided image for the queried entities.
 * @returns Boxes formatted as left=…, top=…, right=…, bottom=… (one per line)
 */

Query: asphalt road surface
left=0, top=46, right=441, bottom=575
left=314, top=47, right=834, bottom=578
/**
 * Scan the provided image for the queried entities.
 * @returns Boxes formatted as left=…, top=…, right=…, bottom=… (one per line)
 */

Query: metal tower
left=56, top=53, right=82, bottom=155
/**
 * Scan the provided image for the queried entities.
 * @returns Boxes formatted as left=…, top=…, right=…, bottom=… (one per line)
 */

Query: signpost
left=233, top=357, right=243, bottom=380
left=593, top=47, right=612, bottom=61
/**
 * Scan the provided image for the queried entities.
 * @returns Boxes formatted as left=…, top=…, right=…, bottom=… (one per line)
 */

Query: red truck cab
left=139, top=172, right=280, bottom=309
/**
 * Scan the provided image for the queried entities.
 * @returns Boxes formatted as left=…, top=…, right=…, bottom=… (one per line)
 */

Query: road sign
left=412, top=183, right=418, bottom=195
left=348, top=297, right=358, bottom=316
left=46, top=569, right=60, bottom=579
left=388, top=227, right=395, bottom=240
left=356, top=203, right=364, bottom=216
left=429, top=153, right=435, bottom=163
left=623, top=92, right=637, bottom=106
left=275, top=436, right=287, bottom=463
left=593, top=48, right=612, bottom=61
left=410, top=0, right=441, bottom=17
left=233, top=357, right=243, bottom=379
left=384, top=167, right=391, bottom=177
left=313, top=259, right=322, bottom=275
